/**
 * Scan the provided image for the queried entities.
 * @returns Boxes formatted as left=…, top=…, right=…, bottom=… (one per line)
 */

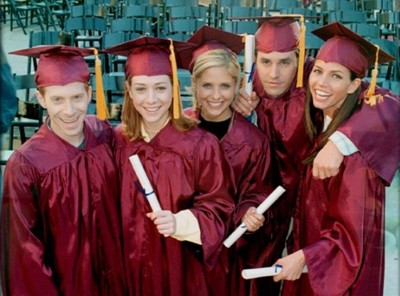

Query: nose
left=147, top=89, right=157, bottom=104
left=64, top=99, right=75, bottom=116
left=212, top=87, right=221, bottom=100
left=317, top=74, right=329, bottom=86
left=269, top=64, right=279, bottom=78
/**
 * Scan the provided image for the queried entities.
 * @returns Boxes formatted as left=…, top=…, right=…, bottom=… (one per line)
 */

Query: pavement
left=1, top=19, right=399, bottom=296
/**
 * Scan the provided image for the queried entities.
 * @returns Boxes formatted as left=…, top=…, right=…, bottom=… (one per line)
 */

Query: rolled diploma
left=242, top=266, right=282, bottom=279
left=129, top=154, right=162, bottom=212
left=223, top=186, right=285, bottom=248
left=242, top=265, right=308, bottom=279
left=244, top=34, right=255, bottom=96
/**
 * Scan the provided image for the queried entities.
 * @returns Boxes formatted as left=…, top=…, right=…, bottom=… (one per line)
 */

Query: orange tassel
left=169, top=39, right=181, bottom=120
left=364, top=45, right=383, bottom=106
left=296, top=15, right=306, bottom=88
left=91, top=47, right=109, bottom=120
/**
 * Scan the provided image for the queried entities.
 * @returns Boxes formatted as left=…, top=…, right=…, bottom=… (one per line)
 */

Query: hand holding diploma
left=243, top=34, right=255, bottom=96
left=223, top=186, right=285, bottom=248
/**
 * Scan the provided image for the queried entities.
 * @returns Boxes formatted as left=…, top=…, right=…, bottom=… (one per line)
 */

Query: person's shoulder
left=84, top=115, right=113, bottom=142
left=230, top=112, right=269, bottom=148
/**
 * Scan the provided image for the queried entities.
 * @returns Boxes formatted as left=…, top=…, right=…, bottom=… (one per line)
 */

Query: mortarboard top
left=104, top=36, right=192, bottom=119
left=312, top=22, right=396, bottom=106
left=10, top=45, right=94, bottom=87
left=176, top=25, right=245, bottom=72
left=312, top=21, right=395, bottom=78
left=254, top=15, right=303, bottom=53
left=104, top=36, right=191, bottom=78
left=10, top=45, right=109, bottom=120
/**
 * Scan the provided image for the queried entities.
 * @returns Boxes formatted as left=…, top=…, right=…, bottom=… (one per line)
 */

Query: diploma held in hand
left=223, top=186, right=285, bottom=248
left=129, top=154, right=162, bottom=212
left=244, top=34, right=255, bottom=96
left=242, top=265, right=308, bottom=279
left=242, top=265, right=283, bottom=279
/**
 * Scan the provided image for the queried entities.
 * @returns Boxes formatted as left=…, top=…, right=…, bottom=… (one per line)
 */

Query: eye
left=72, top=94, right=84, bottom=101
left=280, top=60, right=291, bottom=66
left=156, top=86, right=167, bottom=92
left=52, top=97, right=63, bottom=103
left=312, top=69, right=322, bottom=75
left=332, top=74, right=343, bottom=80
left=221, top=83, right=232, bottom=90
left=201, top=83, right=212, bottom=89
left=261, top=59, right=270, bottom=65
left=135, top=87, right=146, bottom=93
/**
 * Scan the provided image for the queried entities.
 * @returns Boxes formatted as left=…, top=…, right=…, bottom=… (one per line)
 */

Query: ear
left=125, top=80, right=133, bottom=99
left=87, top=85, right=92, bottom=102
left=347, top=78, right=362, bottom=94
left=191, top=77, right=196, bottom=92
left=36, top=90, right=47, bottom=109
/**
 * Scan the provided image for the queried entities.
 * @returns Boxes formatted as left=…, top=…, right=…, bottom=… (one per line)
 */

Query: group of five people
left=1, top=15, right=399, bottom=296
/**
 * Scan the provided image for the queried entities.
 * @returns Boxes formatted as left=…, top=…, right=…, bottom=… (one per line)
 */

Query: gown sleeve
left=337, top=84, right=400, bottom=184
left=303, top=153, right=384, bottom=295
left=1, top=152, right=59, bottom=296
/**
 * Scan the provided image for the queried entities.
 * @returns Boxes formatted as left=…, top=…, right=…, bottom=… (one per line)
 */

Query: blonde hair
left=191, top=49, right=241, bottom=109
left=121, top=76, right=197, bottom=140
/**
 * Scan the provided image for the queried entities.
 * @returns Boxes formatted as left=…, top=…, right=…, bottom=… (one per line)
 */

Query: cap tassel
left=91, top=48, right=109, bottom=120
left=296, top=15, right=306, bottom=88
left=241, top=34, right=247, bottom=89
left=169, top=39, right=181, bottom=120
left=364, top=45, right=383, bottom=106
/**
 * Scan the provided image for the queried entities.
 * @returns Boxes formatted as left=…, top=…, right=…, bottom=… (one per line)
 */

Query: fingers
left=243, top=207, right=265, bottom=232
left=146, top=211, right=176, bottom=236
left=232, top=89, right=258, bottom=117
left=312, top=164, right=340, bottom=180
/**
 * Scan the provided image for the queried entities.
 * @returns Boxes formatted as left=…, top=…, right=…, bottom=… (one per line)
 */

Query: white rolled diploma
left=129, top=154, right=162, bottom=212
left=242, top=266, right=282, bottom=279
left=242, top=265, right=308, bottom=279
left=244, top=34, right=255, bottom=96
left=223, top=186, right=285, bottom=248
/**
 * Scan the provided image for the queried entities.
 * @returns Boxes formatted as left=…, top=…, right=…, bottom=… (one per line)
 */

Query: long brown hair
left=121, top=76, right=197, bottom=140
left=303, top=72, right=362, bottom=165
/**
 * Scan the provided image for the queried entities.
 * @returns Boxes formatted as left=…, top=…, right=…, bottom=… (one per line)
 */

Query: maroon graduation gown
left=0, top=116, right=126, bottom=296
left=222, top=113, right=276, bottom=296
left=189, top=109, right=276, bottom=296
left=251, top=60, right=399, bottom=295
left=282, top=143, right=385, bottom=296
left=114, top=121, right=235, bottom=296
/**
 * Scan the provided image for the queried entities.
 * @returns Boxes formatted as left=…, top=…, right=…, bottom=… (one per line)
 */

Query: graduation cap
left=176, top=25, right=245, bottom=72
left=10, top=45, right=109, bottom=120
left=254, top=15, right=307, bottom=88
left=312, top=21, right=396, bottom=106
left=105, top=36, right=192, bottom=119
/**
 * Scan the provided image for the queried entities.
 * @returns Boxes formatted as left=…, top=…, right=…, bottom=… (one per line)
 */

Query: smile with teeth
left=207, top=101, right=224, bottom=107
left=61, top=118, right=78, bottom=124
left=145, top=106, right=160, bottom=112
left=315, top=90, right=331, bottom=98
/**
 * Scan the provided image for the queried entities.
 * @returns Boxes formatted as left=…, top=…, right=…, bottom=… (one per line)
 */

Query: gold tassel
left=296, top=15, right=306, bottom=88
left=169, top=39, right=181, bottom=119
left=241, top=34, right=247, bottom=90
left=90, top=47, right=109, bottom=120
left=364, top=45, right=383, bottom=106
